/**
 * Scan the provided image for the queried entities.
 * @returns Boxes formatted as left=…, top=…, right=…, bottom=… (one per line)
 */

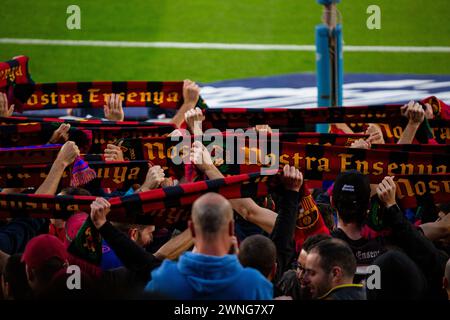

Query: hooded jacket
left=145, top=252, right=273, bottom=300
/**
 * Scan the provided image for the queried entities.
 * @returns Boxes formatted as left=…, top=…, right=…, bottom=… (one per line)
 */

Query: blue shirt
left=145, top=252, right=273, bottom=300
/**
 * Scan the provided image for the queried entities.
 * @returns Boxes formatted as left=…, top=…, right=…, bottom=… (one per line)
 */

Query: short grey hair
left=191, top=192, right=233, bottom=236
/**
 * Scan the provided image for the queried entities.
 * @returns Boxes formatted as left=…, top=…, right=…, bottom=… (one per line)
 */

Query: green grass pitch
left=0, top=0, right=449, bottom=83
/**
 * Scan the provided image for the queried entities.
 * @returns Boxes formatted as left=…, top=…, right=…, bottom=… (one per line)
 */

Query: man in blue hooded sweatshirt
left=144, top=192, right=273, bottom=300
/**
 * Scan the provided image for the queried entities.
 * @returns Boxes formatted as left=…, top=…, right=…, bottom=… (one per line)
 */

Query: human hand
left=48, top=123, right=71, bottom=144
left=401, top=101, right=425, bottom=126
left=139, top=164, right=165, bottom=192
left=365, top=124, right=384, bottom=144
left=104, top=93, right=125, bottom=121
left=0, top=92, right=14, bottom=117
left=183, top=79, right=200, bottom=106
left=350, top=138, right=371, bottom=149
left=184, top=107, right=205, bottom=135
left=104, top=144, right=124, bottom=161
left=90, top=197, right=111, bottom=229
left=281, top=164, right=303, bottom=192
left=190, top=140, right=214, bottom=173
left=55, top=141, right=80, bottom=168
left=376, top=176, right=397, bottom=207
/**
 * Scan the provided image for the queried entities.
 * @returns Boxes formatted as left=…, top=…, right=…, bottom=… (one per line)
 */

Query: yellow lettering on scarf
left=41, top=94, right=49, bottom=105
left=279, top=154, right=290, bottom=166
left=72, top=94, right=83, bottom=104
left=112, top=167, right=127, bottom=184
left=392, top=126, right=403, bottom=139
left=429, top=180, right=439, bottom=194
left=88, top=89, right=100, bottom=103
left=399, top=164, right=414, bottom=175
left=97, top=167, right=110, bottom=179
left=60, top=94, right=71, bottom=105
left=140, top=92, right=151, bottom=102
left=50, top=92, right=58, bottom=105
left=373, top=162, right=384, bottom=175
left=339, top=153, right=353, bottom=171
left=355, top=160, right=369, bottom=174
left=26, top=94, right=38, bottom=106
left=387, top=162, right=398, bottom=175
left=293, top=153, right=303, bottom=168
left=167, top=92, right=179, bottom=102
left=395, top=179, right=414, bottom=199
left=144, top=142, right=166, bottom=160
left=127, top=92, right=137, bottom=103
left=127, top=167, right=140, bottom=180
left=153, top=92, right=164, bottom=105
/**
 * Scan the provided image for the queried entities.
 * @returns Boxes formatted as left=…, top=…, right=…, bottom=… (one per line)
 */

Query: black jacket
left=270, top=189, right=300, bottom=284
left=383, top=204, right=448, bottom=300
left=97, top=221, right=162, bottom=297
left=321, top=284, right=367, bottom=300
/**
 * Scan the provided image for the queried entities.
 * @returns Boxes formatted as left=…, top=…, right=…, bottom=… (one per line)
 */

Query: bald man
left=145, top=192, right=273, bottom=300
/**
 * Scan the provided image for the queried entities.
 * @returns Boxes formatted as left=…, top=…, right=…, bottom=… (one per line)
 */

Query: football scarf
left=20, top=81, right=208, bottom=111
left=0, top=56, right=35, bottom=112
left=0, top=173, right=447, bottom=226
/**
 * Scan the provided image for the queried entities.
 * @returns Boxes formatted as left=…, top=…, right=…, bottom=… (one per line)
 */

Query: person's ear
left=331, top=266, right=342, bottom=281
left=3, top=281, right=10, bottom=299
left=188, top=220, right=196, bottom=238
left=269, top=262, right=277, bottom=281
left=228, top=220, right=235, bottom=237
left=25, top=265, right=34, bottom=283
left=443, top=277, right=449, bottom=289
left=128, top=228, right=138, bottom=242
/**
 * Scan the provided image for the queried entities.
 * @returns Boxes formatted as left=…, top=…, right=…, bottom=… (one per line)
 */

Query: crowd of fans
left=0, top=81, right=449, bottom=300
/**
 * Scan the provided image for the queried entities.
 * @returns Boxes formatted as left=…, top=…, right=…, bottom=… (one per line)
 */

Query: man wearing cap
left=330, top=170, right=386, bottom=267
left=21, top=234, right=69, bottom=296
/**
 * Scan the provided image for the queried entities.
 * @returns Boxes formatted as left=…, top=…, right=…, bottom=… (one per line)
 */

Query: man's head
left=21, top=235, right=68, bottom=294
left=238, top=234, right=276, bottom=280
left=297, top=233, right=332, bottom=284
left=59, top=187, right=91, bottom=196
left=368, top=250, right=426, bottom=300
left=302, top=238, right=356, bottom=299
left=189, top=192, right=234, bottom=255
left=112, top=222, right=155, bottom=248
left=332, top=170, right=370, bottom=225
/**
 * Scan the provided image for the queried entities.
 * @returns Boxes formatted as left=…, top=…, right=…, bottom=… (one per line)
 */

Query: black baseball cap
left=332, top=170, right=371, bottom=220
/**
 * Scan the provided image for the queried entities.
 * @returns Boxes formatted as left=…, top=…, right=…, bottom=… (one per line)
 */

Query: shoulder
left=151, top=259, right=179, bottom=279
left=239, top=267, right=272, bottom=287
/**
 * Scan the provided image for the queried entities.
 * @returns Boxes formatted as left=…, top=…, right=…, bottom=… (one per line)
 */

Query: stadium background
left=0, top=0, right=449, bottom=84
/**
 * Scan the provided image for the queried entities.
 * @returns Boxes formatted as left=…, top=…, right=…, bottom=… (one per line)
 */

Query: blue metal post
left=315, top=0, right=343, bottom=133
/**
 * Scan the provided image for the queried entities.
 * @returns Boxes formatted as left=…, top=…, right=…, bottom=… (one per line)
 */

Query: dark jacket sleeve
left=270, top=189, right=300, bottom=282
left=383, top=204, right=447, bottom=299
left=0, top=218, right=49, bottom=254
left=98, top=221, right=162, bottom=273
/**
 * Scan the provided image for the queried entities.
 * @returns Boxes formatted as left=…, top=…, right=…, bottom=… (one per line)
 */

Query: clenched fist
left=55, top=141, right=80, bottom=168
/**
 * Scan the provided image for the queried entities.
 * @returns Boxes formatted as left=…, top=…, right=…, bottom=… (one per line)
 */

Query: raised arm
left=270, top=165, right=302, bottom=278
left=376, top=176, right=445, bottom=299
left=190, top=141, right=277, bottom=233
left=397, top=101, right=425, bottom=144
left=171, top=79, right=200, bottom=128
left=35, top=141, right=80, bottom=195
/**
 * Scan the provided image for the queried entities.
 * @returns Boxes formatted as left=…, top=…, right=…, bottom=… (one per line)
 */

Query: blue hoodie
left=145, top=252, right=273, bottom=300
